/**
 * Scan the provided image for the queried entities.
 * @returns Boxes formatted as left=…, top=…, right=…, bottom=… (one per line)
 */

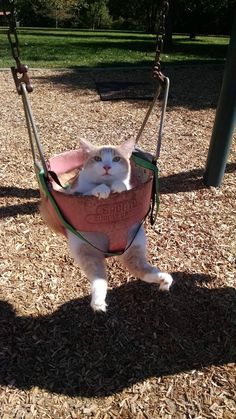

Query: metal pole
left=156, top=77, right=170, bottom=159
left=203, top=9, right=236, bottom=187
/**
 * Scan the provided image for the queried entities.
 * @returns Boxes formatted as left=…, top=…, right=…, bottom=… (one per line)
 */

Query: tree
left=175, top=0, right=233, bottom=38
left=164, top=0, right=173, bottom=48
left=17, top=0, right=51, bottom=26
left=42, top=0, right=80, bottom=28
left=109, top=0, right=162, bottom=32
left=13, top=0, right=236, bottom=34
left=17, top=0, right=82, bottom=27
left=79, top=0, right=112, bottom=29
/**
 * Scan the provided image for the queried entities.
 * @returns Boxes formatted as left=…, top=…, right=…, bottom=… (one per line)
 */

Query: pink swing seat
left=39, top=149, right=155, bottom=255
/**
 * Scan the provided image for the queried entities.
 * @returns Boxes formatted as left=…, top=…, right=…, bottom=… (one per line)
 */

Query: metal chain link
left=4, top=0, right=20, bottom=60
left=3, top=0, right=33, bottom=93
left=153, top=0, right=169, bottom=80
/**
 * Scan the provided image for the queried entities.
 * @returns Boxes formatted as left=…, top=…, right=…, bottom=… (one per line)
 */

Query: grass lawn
left=0, top=28, right=230, bottom=68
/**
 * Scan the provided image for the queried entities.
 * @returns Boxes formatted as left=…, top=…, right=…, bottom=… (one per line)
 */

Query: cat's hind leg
left=67, top=233, right=108, bottom=312
left=119, top=227, right=173, bottom=291
left=80, top=250, right=108, bottom=312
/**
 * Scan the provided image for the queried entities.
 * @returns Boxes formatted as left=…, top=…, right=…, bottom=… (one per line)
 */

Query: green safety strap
left=131, top=151, right=160, bottom=225
left=37, top=151, right=160, bottom=256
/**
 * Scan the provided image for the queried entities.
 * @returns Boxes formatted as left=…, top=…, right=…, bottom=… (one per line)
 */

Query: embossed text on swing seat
left=86, top=197, right=138, bottom=224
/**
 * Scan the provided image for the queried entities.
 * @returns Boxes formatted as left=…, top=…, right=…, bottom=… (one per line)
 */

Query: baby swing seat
left=38, top=148, right=159, bottom=256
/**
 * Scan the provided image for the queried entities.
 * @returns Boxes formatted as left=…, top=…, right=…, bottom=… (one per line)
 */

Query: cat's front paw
left=143, top=271, right=173, bottom=291
left=91, top=184, right=110, bottom=199
left=90, top=298, right=107, bottom=313
left=111, top=181, right=127, bottom=194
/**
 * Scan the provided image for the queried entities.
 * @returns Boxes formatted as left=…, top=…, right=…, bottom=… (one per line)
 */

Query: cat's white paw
left=143, top=271, right=173, bottom=291
left=111, top=181, right=127, bottom=194
left=90, top=298, right=107, bottom=313
left=157, top=272, right=173, bottom=291
left=91, top=184, right=110, bottom=199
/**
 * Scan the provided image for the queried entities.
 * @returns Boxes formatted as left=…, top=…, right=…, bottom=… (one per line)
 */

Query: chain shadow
left=0, top=186, right=39, bottom=219
left=0, top=202, right=38, bottom=218
left=0, top=186, right=39, bottom=199
left=0, top=272, right=235, bottom=397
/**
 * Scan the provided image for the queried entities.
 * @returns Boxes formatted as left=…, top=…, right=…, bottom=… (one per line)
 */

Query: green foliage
left=80, top=0, right=112, bottom=29
left=46, top=0, right=79, bottom=26
left=109, top=0, right=162, bottom=32
left=10, top=0, right=236, bottom=34
left=16, top=0, right=52, bottom=26
left=174, top=0, right=236, bottom=35
left=17, top=0, right=84, bottom=27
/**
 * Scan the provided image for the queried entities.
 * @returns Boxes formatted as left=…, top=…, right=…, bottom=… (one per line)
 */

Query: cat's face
left=79, top=138, right=135, bottom=183
left=84, top=147, right=129, bottom=182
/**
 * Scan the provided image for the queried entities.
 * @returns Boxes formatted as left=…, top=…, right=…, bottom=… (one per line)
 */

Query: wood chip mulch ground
left=0, top=65, right=235, bottom=418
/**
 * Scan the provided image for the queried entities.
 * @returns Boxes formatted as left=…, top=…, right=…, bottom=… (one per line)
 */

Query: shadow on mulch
left=0, top=186, right=39, bottom=199
left=159, top=162, right=236, bottom=194
left=1, top=163, right=235, bottom=219
left=96, top=81, right=155, bottom=101
left=0, top=186, right=40, bottom=218
left=33, top=64, right=224, bottom=109
left=0, top=272, right=235, bottom=397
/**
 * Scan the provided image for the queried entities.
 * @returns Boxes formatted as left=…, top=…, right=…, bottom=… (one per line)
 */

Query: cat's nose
left=103, top=165, right=111, bottom=172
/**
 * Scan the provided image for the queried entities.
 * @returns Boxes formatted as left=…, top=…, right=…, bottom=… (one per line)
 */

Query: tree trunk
left=164, top=0, right=173, bottom=49
left=55, top=9, right=58, bottom=28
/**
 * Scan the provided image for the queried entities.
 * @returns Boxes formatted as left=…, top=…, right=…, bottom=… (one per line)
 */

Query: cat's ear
left=79, top=138, right=96, bottom=156
left=118, top=137, right=135, bottom=158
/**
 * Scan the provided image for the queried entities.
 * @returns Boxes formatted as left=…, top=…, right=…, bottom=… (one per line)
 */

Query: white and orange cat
left=40, top=138, right=173, bottom=312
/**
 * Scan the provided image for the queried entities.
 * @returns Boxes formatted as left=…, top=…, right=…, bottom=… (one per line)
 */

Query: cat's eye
left=94, top=156, right=102, bottom=162
left=113, top=156, right=121, bottom=162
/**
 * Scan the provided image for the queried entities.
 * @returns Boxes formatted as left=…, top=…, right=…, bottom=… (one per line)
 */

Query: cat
left=40, top=138, right=173, bottom=312
left=68, top=138, right=133, bottom=197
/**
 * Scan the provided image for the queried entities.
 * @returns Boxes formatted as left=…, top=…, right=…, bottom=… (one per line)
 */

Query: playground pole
left=203, top=10, right=236, bottom=187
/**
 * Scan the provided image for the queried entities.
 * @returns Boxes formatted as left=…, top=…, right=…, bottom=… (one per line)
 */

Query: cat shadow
left=1, top=272, right=235, bottom=397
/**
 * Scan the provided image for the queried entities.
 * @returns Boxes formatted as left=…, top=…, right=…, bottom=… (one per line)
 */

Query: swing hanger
left=135, top=0, right=170, bottom=159
left=3, top=0, right=33, bottom=94
left=2, top=0, right=170, bottom=255
left=4, top=0, right=170, bottom=161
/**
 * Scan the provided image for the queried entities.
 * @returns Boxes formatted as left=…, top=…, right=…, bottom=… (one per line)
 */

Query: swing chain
left=153, top=0, right=169, bottom=82
left=3, top=0, right=33, bottom=94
